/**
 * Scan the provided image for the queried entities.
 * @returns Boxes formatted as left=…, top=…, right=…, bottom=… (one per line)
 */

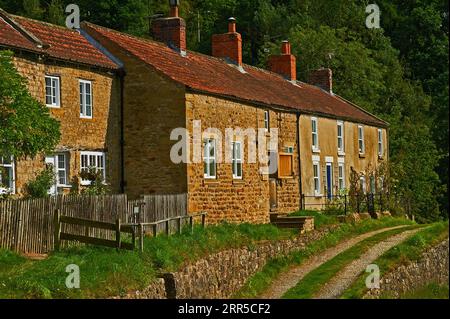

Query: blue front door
left=326, top=164, right=333, bottom=200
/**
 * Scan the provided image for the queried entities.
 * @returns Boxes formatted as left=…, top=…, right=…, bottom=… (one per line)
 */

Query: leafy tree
left=0, top=51, right=60, bottom=159
left=46, top=0, right=64, bottom=25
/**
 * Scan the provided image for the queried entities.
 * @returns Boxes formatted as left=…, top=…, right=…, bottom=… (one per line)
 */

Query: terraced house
left=0, top=9, right=122, bottom=196
left=0, top=4, right=388, bottom=224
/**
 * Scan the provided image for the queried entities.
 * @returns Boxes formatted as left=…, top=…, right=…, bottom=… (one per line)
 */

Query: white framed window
left=360, top=175, right=366, bottom=194
left=45, top=76, right=61, bottom=108
left=358, top=125, right=365, bottom=154
left=79, top=80, right=93, bottom=119
left=313, top=160, right=321, bottom=196
left=232, top=141, right=243, bottom=179
left=80, top=151, right=105, bottom=185
left=264, top=111, right=269, bottom=131
left=56, top=154, right=69, bottom=186
left=378, top=129, right=383, bottom=157
left=203, top=139, right=216, bottom=179
left=0, top=156, right=15, bottom=194
left=337, top=121, right=344, bottom=154
left=312, top=117, right=319, bottom=151
left=338, top=162, right=345, bottom=191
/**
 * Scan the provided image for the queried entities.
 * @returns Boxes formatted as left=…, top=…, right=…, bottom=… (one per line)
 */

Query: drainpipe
left=296, top=112, right=303, bottom=210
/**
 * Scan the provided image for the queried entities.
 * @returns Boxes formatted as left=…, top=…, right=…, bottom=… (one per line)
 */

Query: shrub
left=25, top=166, right=55, bottom=198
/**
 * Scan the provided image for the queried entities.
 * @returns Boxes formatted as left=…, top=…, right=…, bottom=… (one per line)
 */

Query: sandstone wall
left=364, top=239, right=449, bottom=299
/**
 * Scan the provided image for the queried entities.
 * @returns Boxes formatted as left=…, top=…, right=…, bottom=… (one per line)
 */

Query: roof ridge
left=9, top=14, right=75, bottom=32
left=0, top=9, right=46, bottom=49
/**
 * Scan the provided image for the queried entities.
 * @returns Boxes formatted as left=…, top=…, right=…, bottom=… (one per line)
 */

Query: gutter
left=119, top=71, right=126, bottom=193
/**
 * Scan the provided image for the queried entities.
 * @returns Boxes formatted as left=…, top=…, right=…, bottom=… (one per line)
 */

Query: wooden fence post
left=115, top=218, right=121, bottom=250
left=165, top=220, right=170, bottom=236
left=139, top=223, right=144, bottom=253
left=177, top=217, right=182, bottom=235
left=189, top=216, right=194, bottom=234
left=201, top=213, right=206, bottom=228
left=152, top=224, right=157, bottom=238
left=53, top=209, right=61, bottom=251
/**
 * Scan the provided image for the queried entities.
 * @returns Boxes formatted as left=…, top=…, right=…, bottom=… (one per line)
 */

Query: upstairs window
left=378, top=129, right=383, bottom=157
left=45, top=76, right=60, bottom=108
left=80, top=151, right=105, bottom=185
left=0, top=156, right=15, bottom=194
left=312, top=117, right=319, bottom=151
left=358, top=125, right=365, bottom=154
left=360, top=175, right=367, bottom=194
left=264, top=111, right=269, bottom=131
left=203, top=139, right=216, bottom=179
left=278, top=154, right=293, bottom=178
left=232, top=141, right=243, bottom=179
left=80, top=80, right=93, bottom=119
left=337, top=121, right=344, bottom=154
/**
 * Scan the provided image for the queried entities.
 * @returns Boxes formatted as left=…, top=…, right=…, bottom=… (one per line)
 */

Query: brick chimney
left=151, top=0, right=186, bottom=54
left=309, top=68, right=333, bottom=93
left=268, top=41, right=297, bottom=81
left=212, top=17, right=242, bottom=66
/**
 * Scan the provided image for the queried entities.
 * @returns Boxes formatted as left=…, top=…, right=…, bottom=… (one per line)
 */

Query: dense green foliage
left=0, top=223, right=295, bottom=298
left=0, top=0, right=447, bottom=221
left=0, top=51, right=60, bottom=159
left=24, top=166, right=55, bottom=198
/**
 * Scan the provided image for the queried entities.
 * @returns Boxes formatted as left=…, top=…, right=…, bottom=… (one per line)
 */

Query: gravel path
left=313, top=228, right=422, bottom=299
left=259, top=225, right=409, bottom=299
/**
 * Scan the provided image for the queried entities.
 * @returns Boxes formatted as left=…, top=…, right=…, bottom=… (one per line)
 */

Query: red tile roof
left=0, top=13, right=118, bottom=70
left=83, top=22, right=387, bottom=127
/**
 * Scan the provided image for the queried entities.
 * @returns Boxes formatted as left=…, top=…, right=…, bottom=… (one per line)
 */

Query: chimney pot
left=228, top=17, right=236, bottom=33
left=281, top=40, right=291, bottom=55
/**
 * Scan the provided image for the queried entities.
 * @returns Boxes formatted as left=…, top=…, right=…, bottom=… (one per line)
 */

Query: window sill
left=378, top=155, right=384, bottom=160
left=80, top=115, right=93, bottom=120
left=314, top=193, right=323, bottom=198
left=57, top=185, right=72, bottom=188
left=279, top=176, right=294, bottom=180
left=203, top=179, right=219, bottom=186
left=46, top=105, right=61, bottom=109
left=359, top=153, right=366, bottom=158
left=312, top=148, right=321, bottom=154
left=338, top=151, right=346, bottom=157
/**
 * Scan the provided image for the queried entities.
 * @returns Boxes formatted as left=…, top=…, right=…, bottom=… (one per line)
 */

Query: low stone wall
left=121, top=226, right=335, bottom=299
left=364, top=239, right=449, bottom=299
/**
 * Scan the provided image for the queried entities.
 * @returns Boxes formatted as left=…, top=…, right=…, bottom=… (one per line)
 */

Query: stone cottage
left=0, top=9, right=122, bottom=195
left=1, top=3, right=388, bottom=224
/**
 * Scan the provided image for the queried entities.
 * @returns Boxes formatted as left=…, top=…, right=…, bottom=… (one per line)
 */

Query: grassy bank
left=341, top=221, right=449, bottom=299
left=289, top=210, right=339, bottom=229
left=0, top=223, right=295, bottom=299
left=400, top=283, right=449, bottom=299
left=282, top=225, right=422, bottom=299
left=234, top=217, right=415, bottom=298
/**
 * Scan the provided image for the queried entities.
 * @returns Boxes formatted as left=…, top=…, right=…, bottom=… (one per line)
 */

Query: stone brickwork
left=11, top=53, right=121, bottom=195
left=364, top=239, right=449, bottom=299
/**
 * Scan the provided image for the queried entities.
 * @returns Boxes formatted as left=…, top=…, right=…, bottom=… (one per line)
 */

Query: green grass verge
left=234, top=217, right=415, bottom=298
left=341, top=221, right=449, bottom=299
left=289, top=210, right=339, bottom=229
left=0, top=223, right=296, bottom=299
left=282, top=225, right=422, bottom=299
left=400, top=283, right=449, bottom=299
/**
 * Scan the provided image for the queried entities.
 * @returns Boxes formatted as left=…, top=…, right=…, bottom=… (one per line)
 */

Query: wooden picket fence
left=0, top=193, right=191, bottom=254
